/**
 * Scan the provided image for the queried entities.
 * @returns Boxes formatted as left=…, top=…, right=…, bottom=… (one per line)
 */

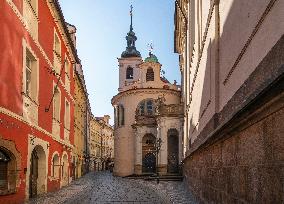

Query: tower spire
left=130, top=5, right=133, bottom=31
left=121, top=5, right=141, bottom=58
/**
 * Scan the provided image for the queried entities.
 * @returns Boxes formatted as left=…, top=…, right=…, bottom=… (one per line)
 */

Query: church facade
left=112, top=7, right=183, bottom=177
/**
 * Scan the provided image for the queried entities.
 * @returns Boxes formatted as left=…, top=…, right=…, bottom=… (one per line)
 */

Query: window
left=64, top=100, right=70, bottom=129
left=146, top=100, right=153, bottom=114
left=65, top=58, right=70, bottom=78
left=65, top=57, right=71, bottom=92
left=146, top=68, right=154, bottom=81
left=54, top=33, right=61, bottom=56
left=115, top=105, right=124, bottom=127
left=25, top=55, right=32, bottom=97
left=53, top=88, right=61, bottom=122
left=23, top=0, right=38, bottom=39
left=137, top=99, right=155, bottom=116
left=53, top=32, right=61, bottom=73
left=24, top=48, right=38, bottom=101
left=126, top=67, right=133, bottom=79
left=139, top=103, right=145, bottom=115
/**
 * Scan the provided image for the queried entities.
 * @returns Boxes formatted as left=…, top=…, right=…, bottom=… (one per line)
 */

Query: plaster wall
left=218, top=0, right=284, bottom=111
left=185, top=0, right=284, bottom=145
left=0, top=0, right=76, bottom=202
left=112, top=89, right=180, bottom=176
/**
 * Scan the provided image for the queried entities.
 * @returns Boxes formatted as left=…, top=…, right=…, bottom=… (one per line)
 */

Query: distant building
left=112, top=6, right=183, bottom=177
left=0, top=0, right=79, bottom=202
left=174, top=0, right=284, bottom=203
left=89, top=115, right=114, bottom=171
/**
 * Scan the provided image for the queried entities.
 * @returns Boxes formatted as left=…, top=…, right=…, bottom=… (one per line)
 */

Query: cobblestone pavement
left=28, top=171, right=197, bottom=204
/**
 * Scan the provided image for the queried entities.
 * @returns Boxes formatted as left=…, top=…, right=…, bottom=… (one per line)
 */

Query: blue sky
left=59, top=0, right=180, bottom=124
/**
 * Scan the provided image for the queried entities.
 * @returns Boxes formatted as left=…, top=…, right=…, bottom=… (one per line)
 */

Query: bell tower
left=118, top=5, right=142, bottom=91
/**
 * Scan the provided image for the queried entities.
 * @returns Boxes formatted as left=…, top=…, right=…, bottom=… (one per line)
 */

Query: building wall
left=89, top=118, right=102, bottom=170
left=184, top=85, right=284, bottom=203
left=174, top=0, right=284, bottom=202
left=73, top=72, right=87, bottom=178
left=112, top=88, right=181, bottom=176
left=0, top=0, right=77, bottom=203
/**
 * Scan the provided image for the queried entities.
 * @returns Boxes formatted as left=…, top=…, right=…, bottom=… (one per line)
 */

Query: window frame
left=53, top=30, right=62, bottom=74
left=53, top=86, right=61, bottom=122
left=22, top=39, right=39, bottom=103
left=64, top=99, right=70, bottom=130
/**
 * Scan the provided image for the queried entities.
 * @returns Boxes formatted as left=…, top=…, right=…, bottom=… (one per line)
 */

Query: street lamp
left=155, top=137, right=162, bottom=184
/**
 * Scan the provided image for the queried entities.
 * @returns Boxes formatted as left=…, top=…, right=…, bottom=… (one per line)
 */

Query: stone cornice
left=111, top=88, right=181, bottom=105
left=0, top=107, right=74, bottom=149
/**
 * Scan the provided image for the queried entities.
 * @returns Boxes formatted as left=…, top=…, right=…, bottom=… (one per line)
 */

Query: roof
left=160, top=77, right=170, bottom=83
left=144, top=53, right=159, bottom=63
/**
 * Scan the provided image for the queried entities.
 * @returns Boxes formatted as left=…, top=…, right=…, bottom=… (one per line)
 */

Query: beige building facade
left=175, top=0, right=284, bottom=203
left=112, top=9, right=183, bottom=177
left=89, top=115, right=114, bottom=171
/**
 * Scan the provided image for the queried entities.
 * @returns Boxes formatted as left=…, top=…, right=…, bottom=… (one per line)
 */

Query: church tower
left=118, top=5, right=143, bottom=91
left=112, top=5, right=183, bottom=177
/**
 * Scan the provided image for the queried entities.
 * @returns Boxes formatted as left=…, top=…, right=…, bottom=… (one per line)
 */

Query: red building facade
left=0, top=0, right=78, bottom=203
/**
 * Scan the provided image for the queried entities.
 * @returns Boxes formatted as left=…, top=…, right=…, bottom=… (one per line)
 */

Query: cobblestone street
left=28, top=171, right=197, bottom=204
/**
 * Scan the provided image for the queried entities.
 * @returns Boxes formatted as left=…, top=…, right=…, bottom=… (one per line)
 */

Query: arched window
left=126, top=67, right=133, bottom=79
left=146, top=68, right=154, bottom=81
left=118, top=105, right=125, bottom=126
left=0, top=150, right=10, bottom=191
left=137, top=99, right=155, bottom=116
left=115, top=105, right=125, bottom=127
left=52, top=154, right=60, bottom=178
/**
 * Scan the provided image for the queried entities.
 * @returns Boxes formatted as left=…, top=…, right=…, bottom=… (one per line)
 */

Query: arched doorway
left=0, top=147, right=16, bottom=195
left=167, top=129, right=179, bottom=173
left=61, top=153, right=69, bottom=187
left=29, top=145, right=46, bottom=198
left=142, top=134, right=156, bottom=173
left=0, top=151, right=9, bottom=191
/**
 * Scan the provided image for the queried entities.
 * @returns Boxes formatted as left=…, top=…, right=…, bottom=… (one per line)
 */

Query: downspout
left=214, top=0, right=220, bottom=123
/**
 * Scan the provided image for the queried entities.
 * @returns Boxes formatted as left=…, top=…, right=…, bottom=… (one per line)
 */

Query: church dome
left=145, top=53, right=159, bottom=63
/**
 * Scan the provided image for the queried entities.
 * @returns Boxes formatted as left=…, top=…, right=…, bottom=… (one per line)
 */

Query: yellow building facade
left=73, top=68, right=88, bottom=178
left=90, top=115, right=114, bottom=171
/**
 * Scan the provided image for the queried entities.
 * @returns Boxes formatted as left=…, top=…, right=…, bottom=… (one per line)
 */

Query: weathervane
left=147, top=41, right=154, bottom=55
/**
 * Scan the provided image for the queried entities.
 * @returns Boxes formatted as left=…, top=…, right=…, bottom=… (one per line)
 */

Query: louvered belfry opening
left=146, top=68, right=154, bottom=81
left=126, top=67, right=133, bottom=79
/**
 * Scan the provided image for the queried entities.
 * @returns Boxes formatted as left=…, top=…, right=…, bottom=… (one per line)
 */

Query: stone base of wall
left=134, top=165, right=142, bottom=175
left=157, top=164, right=167, bottom=175
left=134, top=164, right=168, bottom=175
left=184, top=77, right=284, bottom=203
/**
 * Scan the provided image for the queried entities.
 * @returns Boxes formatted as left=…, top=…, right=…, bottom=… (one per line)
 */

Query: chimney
left=103, top=115, right=110, bottom=125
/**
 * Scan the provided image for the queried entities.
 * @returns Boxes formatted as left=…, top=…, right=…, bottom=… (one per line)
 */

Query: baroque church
left=112, top=6, right=183, bottom=177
